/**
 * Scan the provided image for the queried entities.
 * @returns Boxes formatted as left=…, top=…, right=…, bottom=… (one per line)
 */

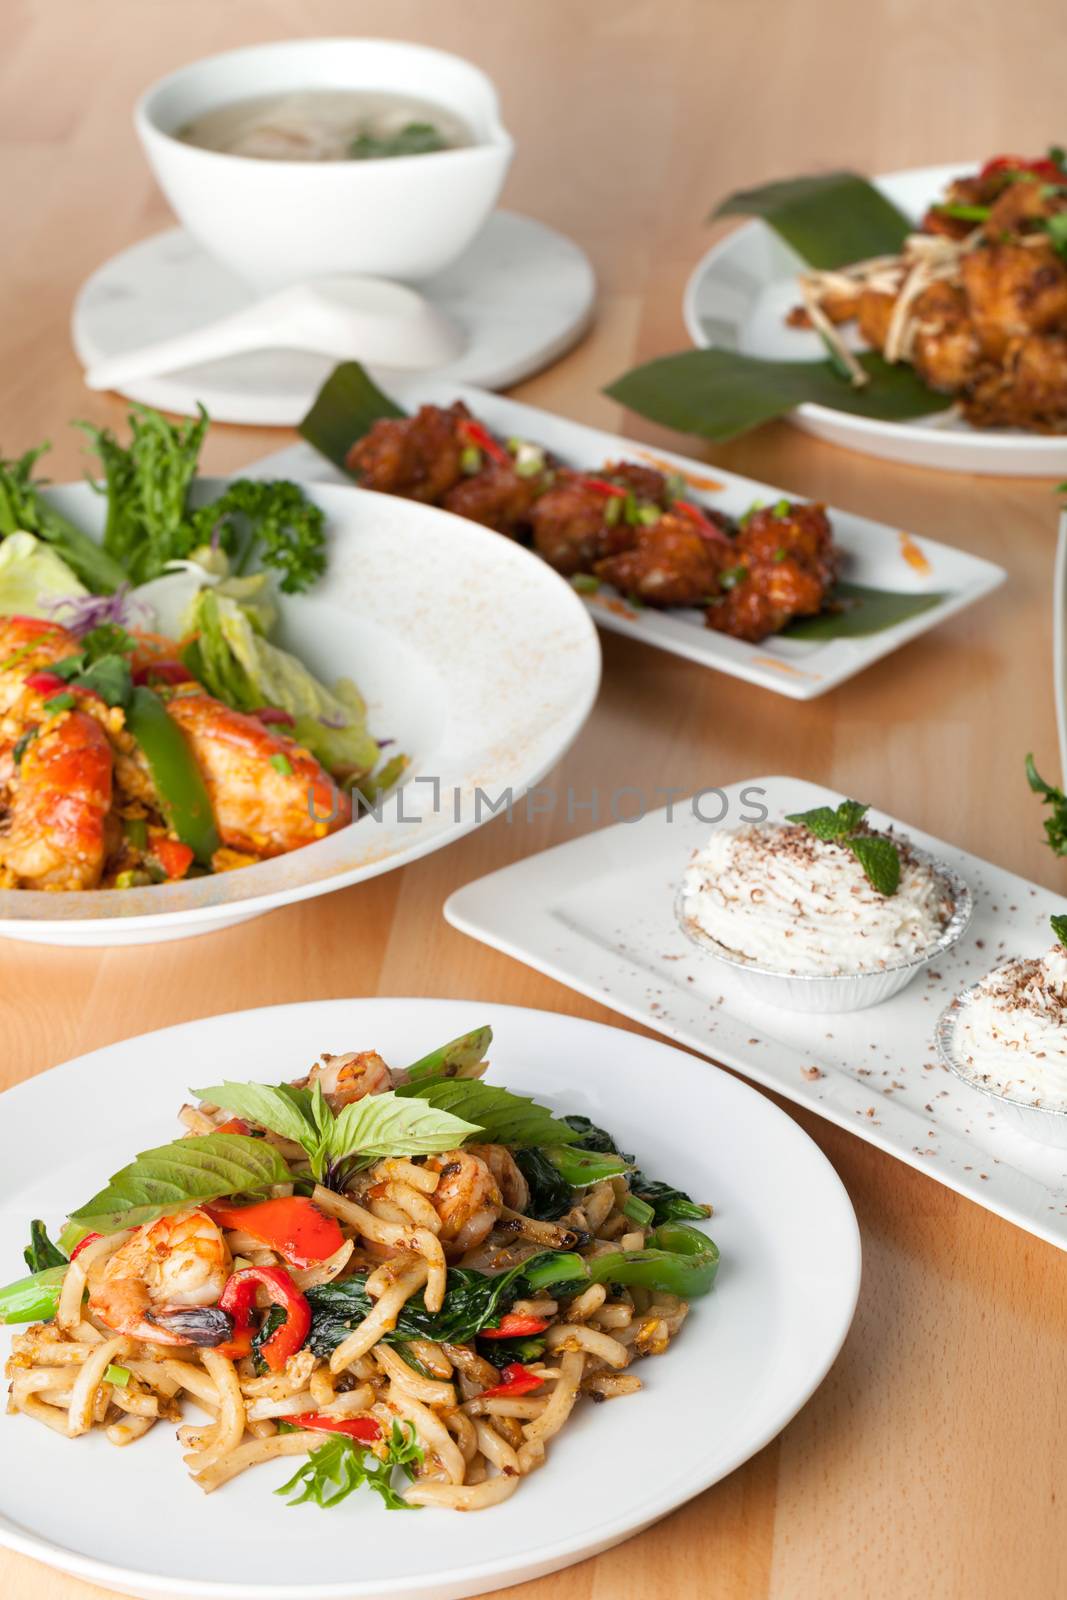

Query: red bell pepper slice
left=674, top=499, right=732, bottom=546
left=215, top=1117, right=251, bottom=1136
left=979, top=154, right=1065, bottom=184
left=479, top=1362, right=545, bottom=1399
left=150, top=837, right=196, bottom=881
left=70, top=1232, right=102, bottom=1260
left=25, top=671, right=70, bottom=696
left=479, top=1313, right=550, bottom=1340
left=217, top=1265, right=311, bottom=1371
left=457, top=418, right=510, bottom=466
left=289, top=1412, right=382, bottom=1443
left=208, top=1197, right=345, bottom=1269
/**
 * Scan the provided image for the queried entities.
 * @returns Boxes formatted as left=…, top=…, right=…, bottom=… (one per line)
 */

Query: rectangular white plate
left=251, top=379, right=1005, bottom=700
left=444, top=775, right=1067, bottom=1252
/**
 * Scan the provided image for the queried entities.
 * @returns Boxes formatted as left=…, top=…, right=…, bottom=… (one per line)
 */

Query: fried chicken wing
left=0, top=709, right=112, bottom=889
left=165, top=691, right=350, bottom=858
left=594, top=511, right=724, bottom=608
left=441, top=458, right=542, bottom=534
left=961, top=242, right=1067, bottom=360
left=705, top=502, right=835, bottom=643
left=345, top=403, right=470, bottom=503
left=528, top=478, right=611, bottom=574
left=910, top=281, right=982, bottom=393
left=963, top=332, right=1067, bottom=429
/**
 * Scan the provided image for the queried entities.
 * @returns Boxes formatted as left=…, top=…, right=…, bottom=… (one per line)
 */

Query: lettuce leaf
left=0, top=530, right=87, bottom=616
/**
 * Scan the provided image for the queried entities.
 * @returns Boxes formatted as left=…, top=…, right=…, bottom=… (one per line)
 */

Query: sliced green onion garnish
left=622, top=1193, right=655, bottom=1227
left=104, top=1364, right=131, bottom=1387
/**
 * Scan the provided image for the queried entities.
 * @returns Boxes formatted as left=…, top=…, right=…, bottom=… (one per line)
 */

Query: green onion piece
left=123, top=816, right=149, bottom=850
left=621, top=1193, right=656, bottom=1227
left=104, top=1363, right=131, bottom=1388
left=636, top=504, right=661, bottom=526
left=114, top=869, right=152, bottom=890
left=772, top=498, right=791, bottom=517
left=459, top=445, right=482, bottom=475
left=269, top=753, right=293, bottom=777
left=603, top=496, right=623, bottom=527
left=570, top=574, right=600, bottom=594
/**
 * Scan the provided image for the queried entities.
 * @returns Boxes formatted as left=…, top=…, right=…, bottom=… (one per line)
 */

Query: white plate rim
left=0, top=479, right=600, bottom=939
left=0, top=996, right=861, bottom=1600
left=683, top=160, right=1067, bottom=461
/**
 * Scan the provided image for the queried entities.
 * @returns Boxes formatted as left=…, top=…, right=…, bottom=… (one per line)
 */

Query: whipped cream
left=680, top=822, right=955, bottom=976
left=949, top=945, right=1067, bottom=1108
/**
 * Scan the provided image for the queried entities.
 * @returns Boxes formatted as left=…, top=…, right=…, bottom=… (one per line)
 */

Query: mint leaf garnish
left=1026, top=754, right=1067, bottom=856
left=786, top=797, right=900, bottom=895
left=846, top=835, right=901, bottom=897
left=1051, top=914, right=1067, bottom=951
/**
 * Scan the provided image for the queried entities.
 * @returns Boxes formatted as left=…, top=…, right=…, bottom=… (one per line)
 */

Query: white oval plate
left=0, top=997, right=860, bottom=1600
left=0, top=482, right=599, bottom=946
left=684, top=162, right=1067, bottom=476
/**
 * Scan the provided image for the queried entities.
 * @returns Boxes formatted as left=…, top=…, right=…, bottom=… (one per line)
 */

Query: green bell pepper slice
left=585, top=1222, right=720, bottom=1299
left=0, top=1264, right=67, bottom=1324
left=542, top=1145, right=632, bottom=1186
left=124, top=686, right=220, bottom=866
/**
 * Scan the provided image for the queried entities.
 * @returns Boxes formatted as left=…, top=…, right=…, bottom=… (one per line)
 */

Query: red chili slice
left=479, top=1313, right=550, bottom=1340
left=289, top=1412, right=382, bottom=1443
left=479, top=1362, right=545, bottom=1399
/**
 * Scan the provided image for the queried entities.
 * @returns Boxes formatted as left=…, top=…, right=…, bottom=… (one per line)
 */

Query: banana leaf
left=299, top=362, right=405, bottom=473
left=604, top=348, right=947, bottom=444
left=712, top=171, right=912, bottom=268
left=781, top=581, right=948, bottom=640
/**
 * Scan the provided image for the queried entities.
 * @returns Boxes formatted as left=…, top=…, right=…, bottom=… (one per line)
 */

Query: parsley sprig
left=785, top=798, right=901, bottom=896
left=275, top=1422, right=424, bottom=1511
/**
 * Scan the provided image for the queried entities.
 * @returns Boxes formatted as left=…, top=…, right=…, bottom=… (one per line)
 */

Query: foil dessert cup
left=936, top=972, right=1067, bottom=1149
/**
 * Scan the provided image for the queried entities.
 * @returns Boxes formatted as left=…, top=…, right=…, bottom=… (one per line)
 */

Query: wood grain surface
left=2, top=2, right=1065, bottom=1596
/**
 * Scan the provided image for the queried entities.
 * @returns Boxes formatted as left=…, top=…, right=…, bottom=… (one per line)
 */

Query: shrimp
left=0, top=616, right=79, bottom=717
left=306, top=1050, right=394, bottom=1112
left=425, top=1150, right=502, bottom=1255
left=87, top=1210, right=231, bottom=1347
left=466, top=1144, right=529, bottom=1212
left=0, top=709, right=113, bottom=889
left=164, top=690, right=350, bottom=858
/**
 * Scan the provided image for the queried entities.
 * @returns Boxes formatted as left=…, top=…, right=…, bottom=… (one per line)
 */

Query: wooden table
left=3, top=2, right=1065, bottom=1595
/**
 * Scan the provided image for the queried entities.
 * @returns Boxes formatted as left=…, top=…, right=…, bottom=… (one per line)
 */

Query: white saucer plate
left=0, top=997, right=860, bottom=1600
left=72, top=213, right=596, bottom=425
left=684, top=162, right=1067, bottom=476
left=446, top=775, right=1067, bottom=1253
left=0, top=480, right=599, bottom=946
left=253, top=378, right=1005, bottom=700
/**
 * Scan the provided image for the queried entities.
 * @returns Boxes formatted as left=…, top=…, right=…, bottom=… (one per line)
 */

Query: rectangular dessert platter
left=444, top=775, right=1067, bottom=1251
left=248, top=380, right=1006, bottom=701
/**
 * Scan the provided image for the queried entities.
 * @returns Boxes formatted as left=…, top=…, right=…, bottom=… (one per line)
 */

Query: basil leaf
left=23, top=1220, right=67, bottom=1273
left=711, top=171, right=911, bottom=269
left=299, top=362, right=405, bottom=474
left=514, top=1147, right=573, bottom=1220
left=846, top=833, right=901, bottom=896
left=781, top=581, right=948, bottom=640
left=192, top=1081, right=320, bottom=1150
left=327, top=1090, right=481, bottom=1167
left=401, top=1025, right=493, bottom=1085
left=604, top=348, right=945, bottom=445
left=394, top=1080, right=580, bottom=1148
left=69, top=1133, right=294, bottom=1233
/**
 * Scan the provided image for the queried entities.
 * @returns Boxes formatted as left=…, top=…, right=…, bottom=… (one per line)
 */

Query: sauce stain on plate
left=751, top=657, right=822, bottom=681
left=898, top=531, right=932, bottom=575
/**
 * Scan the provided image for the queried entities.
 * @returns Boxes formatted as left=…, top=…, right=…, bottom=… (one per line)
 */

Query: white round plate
left=0, top=482, right=599, bottom=946
left=0, top=997, right=861, bottom=1600
left=684, top=162, right=1067, bottom=476
left=72, top=212, right=596, bottom=425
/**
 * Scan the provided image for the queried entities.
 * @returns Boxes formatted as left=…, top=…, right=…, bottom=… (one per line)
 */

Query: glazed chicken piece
left=706, top=503, right=835, bottom=644
left=0, top=707, right=113, bottom=889
left=529, top=476, right=613, bottom=574
left=595, top=510, right=725, bottom=608
left=963, top=333, right=1067, bottom=430
left=0, top=615, right=78, bottom=716
left=345, top=402, right=471, bottom=503
left=599, top=460, right=669, bottom=502
left=165, top=690, right=350, bottom=858
left=910, top=281, right=982, bottom=393
left=984, top=179, right=1067, bottom=239
left=961, top=242, right=1067, bottom=360
left=441, top=457, right=543, bottom=534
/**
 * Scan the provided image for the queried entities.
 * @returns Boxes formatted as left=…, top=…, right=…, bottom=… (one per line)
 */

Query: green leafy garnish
left=189, top=478, right=326, bottom=596
left=514, top=1147, right=575, bottom=1220
left=0, top=1265, right=68, bottom=1325
left=1046, top=213, right=1067, bottom=259
left=349, top=121, right=449, bottom=160
left=401, top=1026, right=493, bottom=1085
left=69, top=1133, right=294, bottom=1234
left=1026, top=754, right=1067, bottom=855
left=394, top=1078, right=581, bottom=1148
left=300, top=362, right=405, bottom=473
left=786, top=798, right=901, bottom=895
left=780, top=581, right=948, bottom=640
left=560, top=1115, right=712, bottom=1225
left=12, top=728, right=38, bottom=767
left=276, top=1421, right=423, bottom=1512
left=604, top=348, right=946, bottom=446
left=1051, top=914, right=1067, bottom=951
left=711, top=170, right=911, bottom=269
left=541, top=1144, right=631, bottom=1186
left=0, top=444, right=127, bottom=593
left=193, top=1079, right=481, bottom=1186
left=23, top=1220, right=67, bottom=1273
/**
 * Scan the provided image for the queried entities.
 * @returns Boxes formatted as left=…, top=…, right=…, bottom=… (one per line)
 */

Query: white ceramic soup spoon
left=83, top=275, right=465, bottom=390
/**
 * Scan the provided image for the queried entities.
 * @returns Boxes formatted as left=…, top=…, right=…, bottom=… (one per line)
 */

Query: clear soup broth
left=177, top=89, right=473, bottom=163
